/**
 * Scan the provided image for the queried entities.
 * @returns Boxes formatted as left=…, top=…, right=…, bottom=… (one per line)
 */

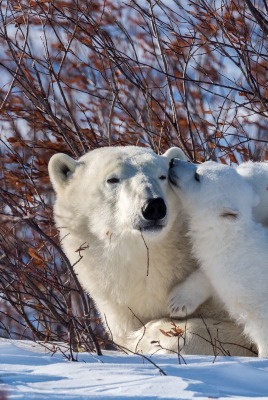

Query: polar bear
left=168, top=160, right=268, bottom=318
left=169, top=160, right=268, bottom=357
left=49, top=146, right=254, bottom=356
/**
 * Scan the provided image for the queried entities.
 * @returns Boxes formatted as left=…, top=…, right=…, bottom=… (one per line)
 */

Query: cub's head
left=48, top=146, right=187, bottom=242
left=169, top=160, right=259, bottom=223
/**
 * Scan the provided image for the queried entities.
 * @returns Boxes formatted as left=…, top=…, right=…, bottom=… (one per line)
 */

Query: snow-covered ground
left=0, top=339, right=268, bottom=399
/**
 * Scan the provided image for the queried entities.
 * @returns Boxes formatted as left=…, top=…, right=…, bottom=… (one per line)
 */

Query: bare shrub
left=0, top=0, right=268, bottom=353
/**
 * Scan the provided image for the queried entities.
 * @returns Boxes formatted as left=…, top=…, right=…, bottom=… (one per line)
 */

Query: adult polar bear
left=48, top=146, right=252, bottom=356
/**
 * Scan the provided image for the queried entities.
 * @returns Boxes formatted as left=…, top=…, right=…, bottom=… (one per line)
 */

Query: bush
left=0, top=0, right=268, bottom=353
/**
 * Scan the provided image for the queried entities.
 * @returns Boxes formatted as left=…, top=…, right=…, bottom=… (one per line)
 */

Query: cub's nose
left=142, top=198, right=167, bottom=221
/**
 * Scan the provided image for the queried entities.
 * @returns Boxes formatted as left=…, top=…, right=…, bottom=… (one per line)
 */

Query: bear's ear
left=162, top=147, right=188, bottom=161
left=48, top=153, right=77, bottom=192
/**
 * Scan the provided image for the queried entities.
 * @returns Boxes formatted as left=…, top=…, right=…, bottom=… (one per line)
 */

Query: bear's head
left=48, top=146, right=187, bottom=243
left=169, top=160, right=259, bottom=224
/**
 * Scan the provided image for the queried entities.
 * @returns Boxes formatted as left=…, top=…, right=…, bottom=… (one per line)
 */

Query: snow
left=0, top=339, right=268, bottom=399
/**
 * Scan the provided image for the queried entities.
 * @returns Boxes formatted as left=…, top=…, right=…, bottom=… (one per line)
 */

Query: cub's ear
left=162, top=147, right=188, bottom=161
left=48, top=153, right=77, bottom=192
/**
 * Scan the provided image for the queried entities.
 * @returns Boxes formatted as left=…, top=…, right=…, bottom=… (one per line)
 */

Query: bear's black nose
left=142, top=198, right=167, bottom=221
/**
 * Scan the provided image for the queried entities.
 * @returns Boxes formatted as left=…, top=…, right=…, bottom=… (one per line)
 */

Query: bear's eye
left=107, top=177, right=120, bottom=184
left=195, top=172, right=200, bottom=182
left=159, top=175, right=167, bottom=180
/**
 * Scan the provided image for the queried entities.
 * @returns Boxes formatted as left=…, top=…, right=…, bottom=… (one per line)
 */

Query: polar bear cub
left=168, top=160, right=268, bottom=318
left=169, top=160, right=268, bottom=357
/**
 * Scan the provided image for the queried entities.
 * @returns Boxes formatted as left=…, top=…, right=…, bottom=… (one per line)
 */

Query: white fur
left=49, top=147, right=254, bottom=356
left=168, top=161, right=268, bottom=320
left=168, top=269, right=215, bottom=317
left=237, top=161, right=268, bottom=226
left=169, top=160, right=268, bottom=357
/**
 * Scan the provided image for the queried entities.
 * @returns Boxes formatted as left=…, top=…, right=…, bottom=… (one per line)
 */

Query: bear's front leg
left=168, top=269, right=213, bottom=317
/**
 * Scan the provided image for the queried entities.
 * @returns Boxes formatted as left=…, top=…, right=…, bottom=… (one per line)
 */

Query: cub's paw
left=167, top=284, right=200, bottom=318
